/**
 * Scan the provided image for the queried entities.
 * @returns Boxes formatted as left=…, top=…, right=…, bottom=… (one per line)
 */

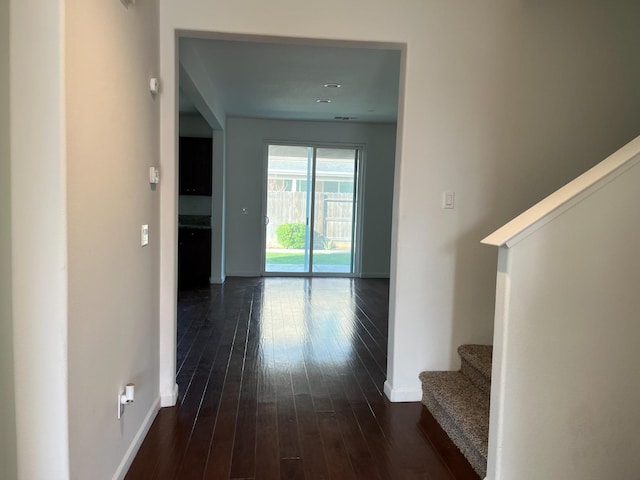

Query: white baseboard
left=160, top=383, right=179, bottom=407
left=112, top=396, right=160, bottom=480
left=383, top=380, right=422, bottom=402
left=360, top=272, right=390, bottom=279
left=225, top=271, right=261, bottom=277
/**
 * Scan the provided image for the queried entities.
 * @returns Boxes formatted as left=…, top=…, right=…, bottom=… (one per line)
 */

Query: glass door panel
left=265, top=145, right=312, bottom=273
left=265, top=144, right=358, bottom=275
left=312, top=148, right=357, bottom=273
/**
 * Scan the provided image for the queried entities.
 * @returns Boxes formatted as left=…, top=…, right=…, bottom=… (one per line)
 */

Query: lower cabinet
left=178, top=228, right=212, bottom=289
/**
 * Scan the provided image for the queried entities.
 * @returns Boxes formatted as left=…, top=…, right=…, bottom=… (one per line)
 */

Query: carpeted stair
left=419, top=344, right=492, bottom=478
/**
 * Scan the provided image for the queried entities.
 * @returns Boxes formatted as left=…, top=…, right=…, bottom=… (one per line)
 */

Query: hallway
left=126, top=277, right=464, bottom=479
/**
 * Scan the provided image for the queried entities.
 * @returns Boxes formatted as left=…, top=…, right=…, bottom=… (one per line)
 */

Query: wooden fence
left=266, top=192, right=354, bottom=249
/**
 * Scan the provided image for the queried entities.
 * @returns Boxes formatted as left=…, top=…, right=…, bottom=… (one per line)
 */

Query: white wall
left=159, top=0, right=640, bottom=403
left=487, top=157, right=640, bottom=479
left=65, top=1, right=160, bottom=478
left=10, top=1, right=161, bottom=475
left=224, top=117, right=396, bottom=276
left=0, top=0, right=17, bottom=477
left=179, top=111, right=214, bottom=138
left=211, top=129, right=226, bottom=284
left=10, top=0, right=70, bottom=477
left=179, top=40, right=226, bottom=131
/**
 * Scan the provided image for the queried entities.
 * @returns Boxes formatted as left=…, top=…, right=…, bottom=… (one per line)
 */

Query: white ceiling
left=178, top=37, right=402, bottom=124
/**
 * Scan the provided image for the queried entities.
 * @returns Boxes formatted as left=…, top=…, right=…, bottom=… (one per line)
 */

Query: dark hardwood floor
left=126, top=277, right=477, bottom=480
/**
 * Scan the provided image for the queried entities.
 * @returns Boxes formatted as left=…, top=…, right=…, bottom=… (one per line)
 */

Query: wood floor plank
left=229, top=290, right=260, bottom=479
left=316, top=411, right=357, bottom=480
left=332, top=406, right=384, bottom=480
left=125, top=407, right=179, bottom=478
left=146, top=301, right=228, bottom=478
left=255, top=392, right=280, bottom=479
left=203, top=293, right=253, bottom=479
left=254, top=292, right=281, bottom=480
left=280, top=458, right=305, bottom=480
left=294, top=393, right=330, bottom=480
left=126, top=277, right=475, bottom=480
left=275, top=371, right=301, bottom=462
left=173, top=297, right=243, bottom=479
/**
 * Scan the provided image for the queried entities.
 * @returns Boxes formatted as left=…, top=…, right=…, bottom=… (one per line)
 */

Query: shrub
left=275, top=223, right=333, bottom=250
left=276, top=223, right=307, bottom=249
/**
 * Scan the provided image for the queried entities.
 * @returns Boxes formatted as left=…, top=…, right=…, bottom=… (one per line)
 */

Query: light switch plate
left=141, top=224, right=149, bottom=246
left=443, top=191, right=455, bottom=209
left=149, top=166, right=160, bottom=184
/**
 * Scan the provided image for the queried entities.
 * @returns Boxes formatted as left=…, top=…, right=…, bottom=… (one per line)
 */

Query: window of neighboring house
left=339, top=182, right=354, bottom=194
left=323, top=181, right=339, bottom=193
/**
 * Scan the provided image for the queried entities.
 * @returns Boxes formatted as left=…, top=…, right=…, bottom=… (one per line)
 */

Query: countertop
left=179, top=214, right=211, bottom=229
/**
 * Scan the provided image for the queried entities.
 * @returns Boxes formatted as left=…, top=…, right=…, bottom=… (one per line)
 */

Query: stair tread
left=458, top=344, right=493, bottom=380
left=419, top=370, right=489, bottom=458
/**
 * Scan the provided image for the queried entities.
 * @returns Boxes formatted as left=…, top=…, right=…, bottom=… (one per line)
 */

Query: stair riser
left=419, top=345, right=492, bottom=478
left=421, top=389, right=487, bottom=478
left=460, top=358, right=491, bottom=395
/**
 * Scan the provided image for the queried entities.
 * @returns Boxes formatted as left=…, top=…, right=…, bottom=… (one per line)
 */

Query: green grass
left=266, top=251, right=351, bottom=266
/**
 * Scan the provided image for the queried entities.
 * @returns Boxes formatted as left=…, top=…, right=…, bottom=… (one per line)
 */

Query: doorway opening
left=160, top=31, right=406, bottom=409
left=264, top=144, right=361, bottom=275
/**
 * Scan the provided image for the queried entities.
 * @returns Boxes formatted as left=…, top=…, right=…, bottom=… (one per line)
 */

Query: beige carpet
left=419, top=345, right=492, bottom=478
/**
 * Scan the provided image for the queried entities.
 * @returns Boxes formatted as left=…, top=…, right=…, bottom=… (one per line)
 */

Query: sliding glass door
left=264, top=144, right=359, bottom=275
left=265, top=145, right=313, bottom=273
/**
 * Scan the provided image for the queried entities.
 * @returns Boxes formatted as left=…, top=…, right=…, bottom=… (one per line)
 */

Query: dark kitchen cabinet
left=178, top=227, right=211, bottom=289
left=179, top=137, right=212, bottom=195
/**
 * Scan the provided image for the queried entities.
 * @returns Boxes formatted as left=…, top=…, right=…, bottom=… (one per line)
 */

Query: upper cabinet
left=179, top=137, right=212, bottom=196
